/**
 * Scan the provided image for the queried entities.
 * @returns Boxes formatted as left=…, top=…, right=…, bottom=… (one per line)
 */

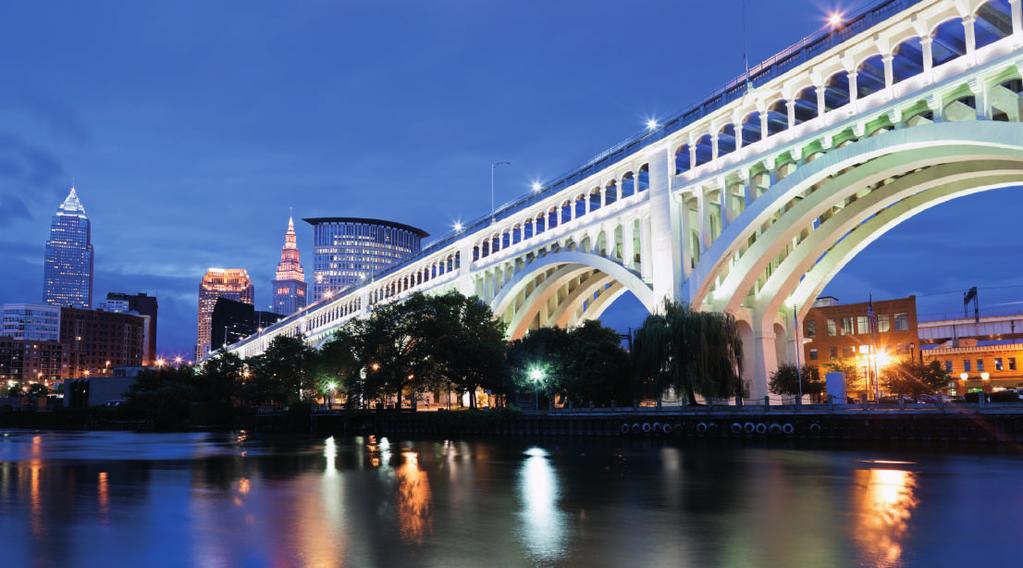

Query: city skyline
left=2, top=0, right=1023, bottom=357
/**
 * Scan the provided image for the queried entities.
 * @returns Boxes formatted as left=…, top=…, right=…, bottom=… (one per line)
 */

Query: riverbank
left=6, top=403, right=1023, bottom=445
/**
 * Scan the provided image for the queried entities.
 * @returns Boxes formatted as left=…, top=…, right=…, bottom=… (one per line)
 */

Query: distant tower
left=196, top=268, right=254, bottom=360
left=43, top=187, right=94, bottom=308
left=271, top=215, right=307, bottom=316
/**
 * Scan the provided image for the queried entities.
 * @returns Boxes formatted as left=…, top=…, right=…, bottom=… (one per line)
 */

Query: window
left=827, top=319, right=837, bottom=336
left=995, top=357, right=1004, bottom=371
left=963, top=359, right=971, bottom=372
left=877, top=314, right=890, bottom=333
left=977, top=359, right=985, bottom=372
left=1010, top=357, right=1017, bottom=371
left=841, top=317, right=854, bottom=335
left=856, top=316, right=869, bottom=334
left=805, top=320, right=816, bottom=338
left=944, top=360, right=953, bottom=373
left=894, top=313, right=909, bottom=331
left=809, top=348, right=818, bottom=361
left=829, top=346, right=838, bottom=359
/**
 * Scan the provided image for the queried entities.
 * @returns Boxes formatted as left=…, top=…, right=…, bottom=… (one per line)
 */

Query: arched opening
left=717, top=124, right=737, bottom=157
left=604, top=181, right=618, bottom=206
left=675, top=144, right=692, bottom=174
left=588, top=187, right=602, bottom=212
left=824, top=71, right=850, bottom=111
left=991, top=77, right=1023, bottom=121
left=490, top=251, right=656, bottom=340
left=792, top=86, right=818, bottom=123
left=621, top=172, right=636, bottom=198
left=856, top=53, right=886, bottom=98
left=741, top=111, right=762, bottom=145
left=891, top=36, right=924, bottom=84
left=975, top=0, right=1013, bottom=49
left=574, top=194, right=586, bottom=218
left=694, top=134, right=714, bottom=167
left=931, top=18, right=967, bottom=67
left=637, top=165, right=650, bottom=191
left=547, top=207, right=559, bottom=229
left=765, top=100, right=788, bottom=136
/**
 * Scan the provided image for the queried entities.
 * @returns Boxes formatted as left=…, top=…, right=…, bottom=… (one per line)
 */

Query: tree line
left=125, top=292, right=748, bottom=424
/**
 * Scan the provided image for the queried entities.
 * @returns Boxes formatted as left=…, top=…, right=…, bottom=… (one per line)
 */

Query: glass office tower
left=43, top=187, right=94, bottom=308
left=304, top=217, right=427, bottom=302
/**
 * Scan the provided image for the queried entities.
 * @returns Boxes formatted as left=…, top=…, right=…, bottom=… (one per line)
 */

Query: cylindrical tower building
left=304, top=217, right=428, bottom=302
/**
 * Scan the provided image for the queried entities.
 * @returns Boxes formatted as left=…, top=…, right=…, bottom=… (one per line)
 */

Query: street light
left=645, top=118, right=659, bottom=131
left=529, top=366, right=545, bottom=411
left=530, top=181, right=543, bottom=193
left=827, top=12, right=844, bottom=28
left=325, top=380, right=337, bottom=408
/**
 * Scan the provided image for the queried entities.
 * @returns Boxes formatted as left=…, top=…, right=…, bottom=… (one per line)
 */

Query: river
left=0, top=430, right=1019, bottom=567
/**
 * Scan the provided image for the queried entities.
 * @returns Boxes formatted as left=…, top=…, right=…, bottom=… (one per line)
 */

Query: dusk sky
left=1, top=0, right=1021, bottom=357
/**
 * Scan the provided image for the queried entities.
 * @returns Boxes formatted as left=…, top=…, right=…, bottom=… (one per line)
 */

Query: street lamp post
left=529, top=366, right=545, bottom=411
left=491, top=161, right=511, bottom=223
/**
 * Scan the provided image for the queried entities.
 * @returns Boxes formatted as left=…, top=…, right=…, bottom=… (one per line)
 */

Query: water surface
left=1, top=430, right=1019, bottom=567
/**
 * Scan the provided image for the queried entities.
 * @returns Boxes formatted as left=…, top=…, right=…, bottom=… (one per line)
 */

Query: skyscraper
left=196, top=268, right=254, bottom=359
left=271, top=215, right=307, bottom=315
left=43, top=187, right=94, bottom=308
left=305, top=217, right=427, bottom=302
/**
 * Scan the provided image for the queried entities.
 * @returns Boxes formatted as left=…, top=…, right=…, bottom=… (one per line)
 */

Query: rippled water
left=0, top=430, right=1020, bottom=567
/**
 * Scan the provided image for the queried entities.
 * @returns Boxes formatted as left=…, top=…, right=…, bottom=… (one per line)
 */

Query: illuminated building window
left=1009, top=357, right=1017, bottom=371
left=827, top=319, right=837, bottom=336
left=877, top=314, right=890, bottom=333
left=963, top=359, right=971, bottom=372
left=894, top=313, right=909, bottom=331
left=856, top=316, right=869, bottom=334
left=995, top=357, right=1003, bottom=371
left=976, top=359, right=984, bottom=372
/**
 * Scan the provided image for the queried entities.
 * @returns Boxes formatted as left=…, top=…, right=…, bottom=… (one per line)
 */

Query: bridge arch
left=489, top=250, right=656, bottom=340
left=687, top=121, right=1023, bottom=397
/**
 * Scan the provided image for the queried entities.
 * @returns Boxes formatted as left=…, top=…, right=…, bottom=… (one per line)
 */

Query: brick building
left=0, top=337, right=63, bottom=384
left=922, top=339, right=1023, bottom=393
left=802, top=295, right=920, bottom=371
left=59, top=307, right=146, bottom=378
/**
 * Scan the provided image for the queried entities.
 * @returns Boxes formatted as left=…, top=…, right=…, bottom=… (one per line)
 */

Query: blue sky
left=1, top=0, right=1021, bottom=356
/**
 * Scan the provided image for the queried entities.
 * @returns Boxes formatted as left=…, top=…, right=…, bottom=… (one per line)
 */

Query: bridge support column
left=1011, top=0, right=1022, bottom=40
left=647, top=147, right=682, bottom=307
left=750, top=327, right=777, bottom=402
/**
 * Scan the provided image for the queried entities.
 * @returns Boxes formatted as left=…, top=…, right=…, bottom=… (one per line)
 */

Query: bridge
left=226, top=0, right=1023, bottom=401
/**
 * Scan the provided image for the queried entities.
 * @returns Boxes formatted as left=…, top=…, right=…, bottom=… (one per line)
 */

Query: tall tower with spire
left=271, top=215, right=307, bottom=316
left=43, top=187, right=94, bottom=308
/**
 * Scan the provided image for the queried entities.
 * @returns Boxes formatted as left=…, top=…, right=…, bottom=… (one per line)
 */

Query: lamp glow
left=645, top=118, right=658, bottom=131
left=530, top=181, right=542, bottom=193
left=827, top=12, right=844, bottom=28
left=529, top=367, right=545, bottom=382
left=453, top=221, right=464, bottom=232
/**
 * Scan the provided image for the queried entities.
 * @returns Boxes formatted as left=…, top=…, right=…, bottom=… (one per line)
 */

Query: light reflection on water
left=0, top=430, right=1020, bottom=567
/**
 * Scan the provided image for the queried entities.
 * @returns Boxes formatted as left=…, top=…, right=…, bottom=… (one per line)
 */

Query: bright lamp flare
left=645, top=118, right=658, bottom=131
left=453, top=221, right=464, bottom=232
left=531, top=181, right=542, bottom=193
left=827, top=12, right=844, bottom=27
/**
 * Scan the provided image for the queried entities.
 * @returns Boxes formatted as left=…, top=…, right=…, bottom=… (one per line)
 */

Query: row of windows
left=805, top=313, right=910, bottom=338
left=945, top=357, right=1018, bottom=373
left=808, top=342, right=915, bottom=361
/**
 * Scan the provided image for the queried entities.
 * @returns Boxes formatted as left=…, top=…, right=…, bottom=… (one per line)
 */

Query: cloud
left=0, top=192, right=31, bottom=226
left=0, top=133, right=66, bottom=195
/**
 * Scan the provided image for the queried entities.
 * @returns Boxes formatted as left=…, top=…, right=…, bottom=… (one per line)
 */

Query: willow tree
left=632, top=301, right=744, bottom=405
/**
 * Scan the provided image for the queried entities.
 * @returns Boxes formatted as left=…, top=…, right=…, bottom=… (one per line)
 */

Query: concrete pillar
left=698, top=190, right=711, bottom=250
left=815, top=85, right=826, bottom=117
left=750, top=322, right=777, bottom=402
left=679, top=195, right=694, bottom=276
left=883, top=53, right=894, bottom=90
left=647, top=147, right=682, bottom=305
left=623, top=216, right=636, bottom=270
left=639, top=215, right=653, bottom=281
left=848, top=71, right=859, bottom=104
left=786, top=99, right=796, bottom=129
left=711, top=131, right=720, bottom=161
left=963, top=14, right=977, bottom=61
left=921, top=35, right=934, bottom=75
left=718, top=183, right=729, bottom=230
left=1012, top=0, right=1022, bottom=37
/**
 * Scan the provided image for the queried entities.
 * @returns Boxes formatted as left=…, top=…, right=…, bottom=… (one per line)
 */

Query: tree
left=633, top=301, right=744, bottom=405
left=246, top=335, right=316, bottom=406
left=562, top=321, right=631, bottom=407
left=883, top=359, right=949, bottom=400
left=769, top=364, right=824, bottom=401
left=123, top=366, right=197, bottom=428
left=508, top=326, right=573, bottom=407
left=196, top=351, right=244, bottom=407
left=431, top=292, right=510, bottom=409
left=316, top=328, right=363, bottom=406
left=824, top=360, right=865, bottom=397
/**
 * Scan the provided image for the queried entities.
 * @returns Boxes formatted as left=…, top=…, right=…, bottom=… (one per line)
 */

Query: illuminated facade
left=802, top=296, right=920, bottom=370
left=60, top=307, right=146, bottom=378
left=305, top=217, right=427, bottom=302
left=271, top=216, right=307, bottom=315
left=196, top=268, right=254, bottom=359
left=1, top=303, right=61, bottom=341
left=43, top=187, right=94, bottom=308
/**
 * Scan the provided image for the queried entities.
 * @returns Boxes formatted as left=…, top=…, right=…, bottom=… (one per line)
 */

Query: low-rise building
left=0, top=337, right=63, bottom=384
left=922, top=339, right=1023, bottom=393
left=802, top=295, right=920, bottom=371
left=1, top=303, right=61, bottom=341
